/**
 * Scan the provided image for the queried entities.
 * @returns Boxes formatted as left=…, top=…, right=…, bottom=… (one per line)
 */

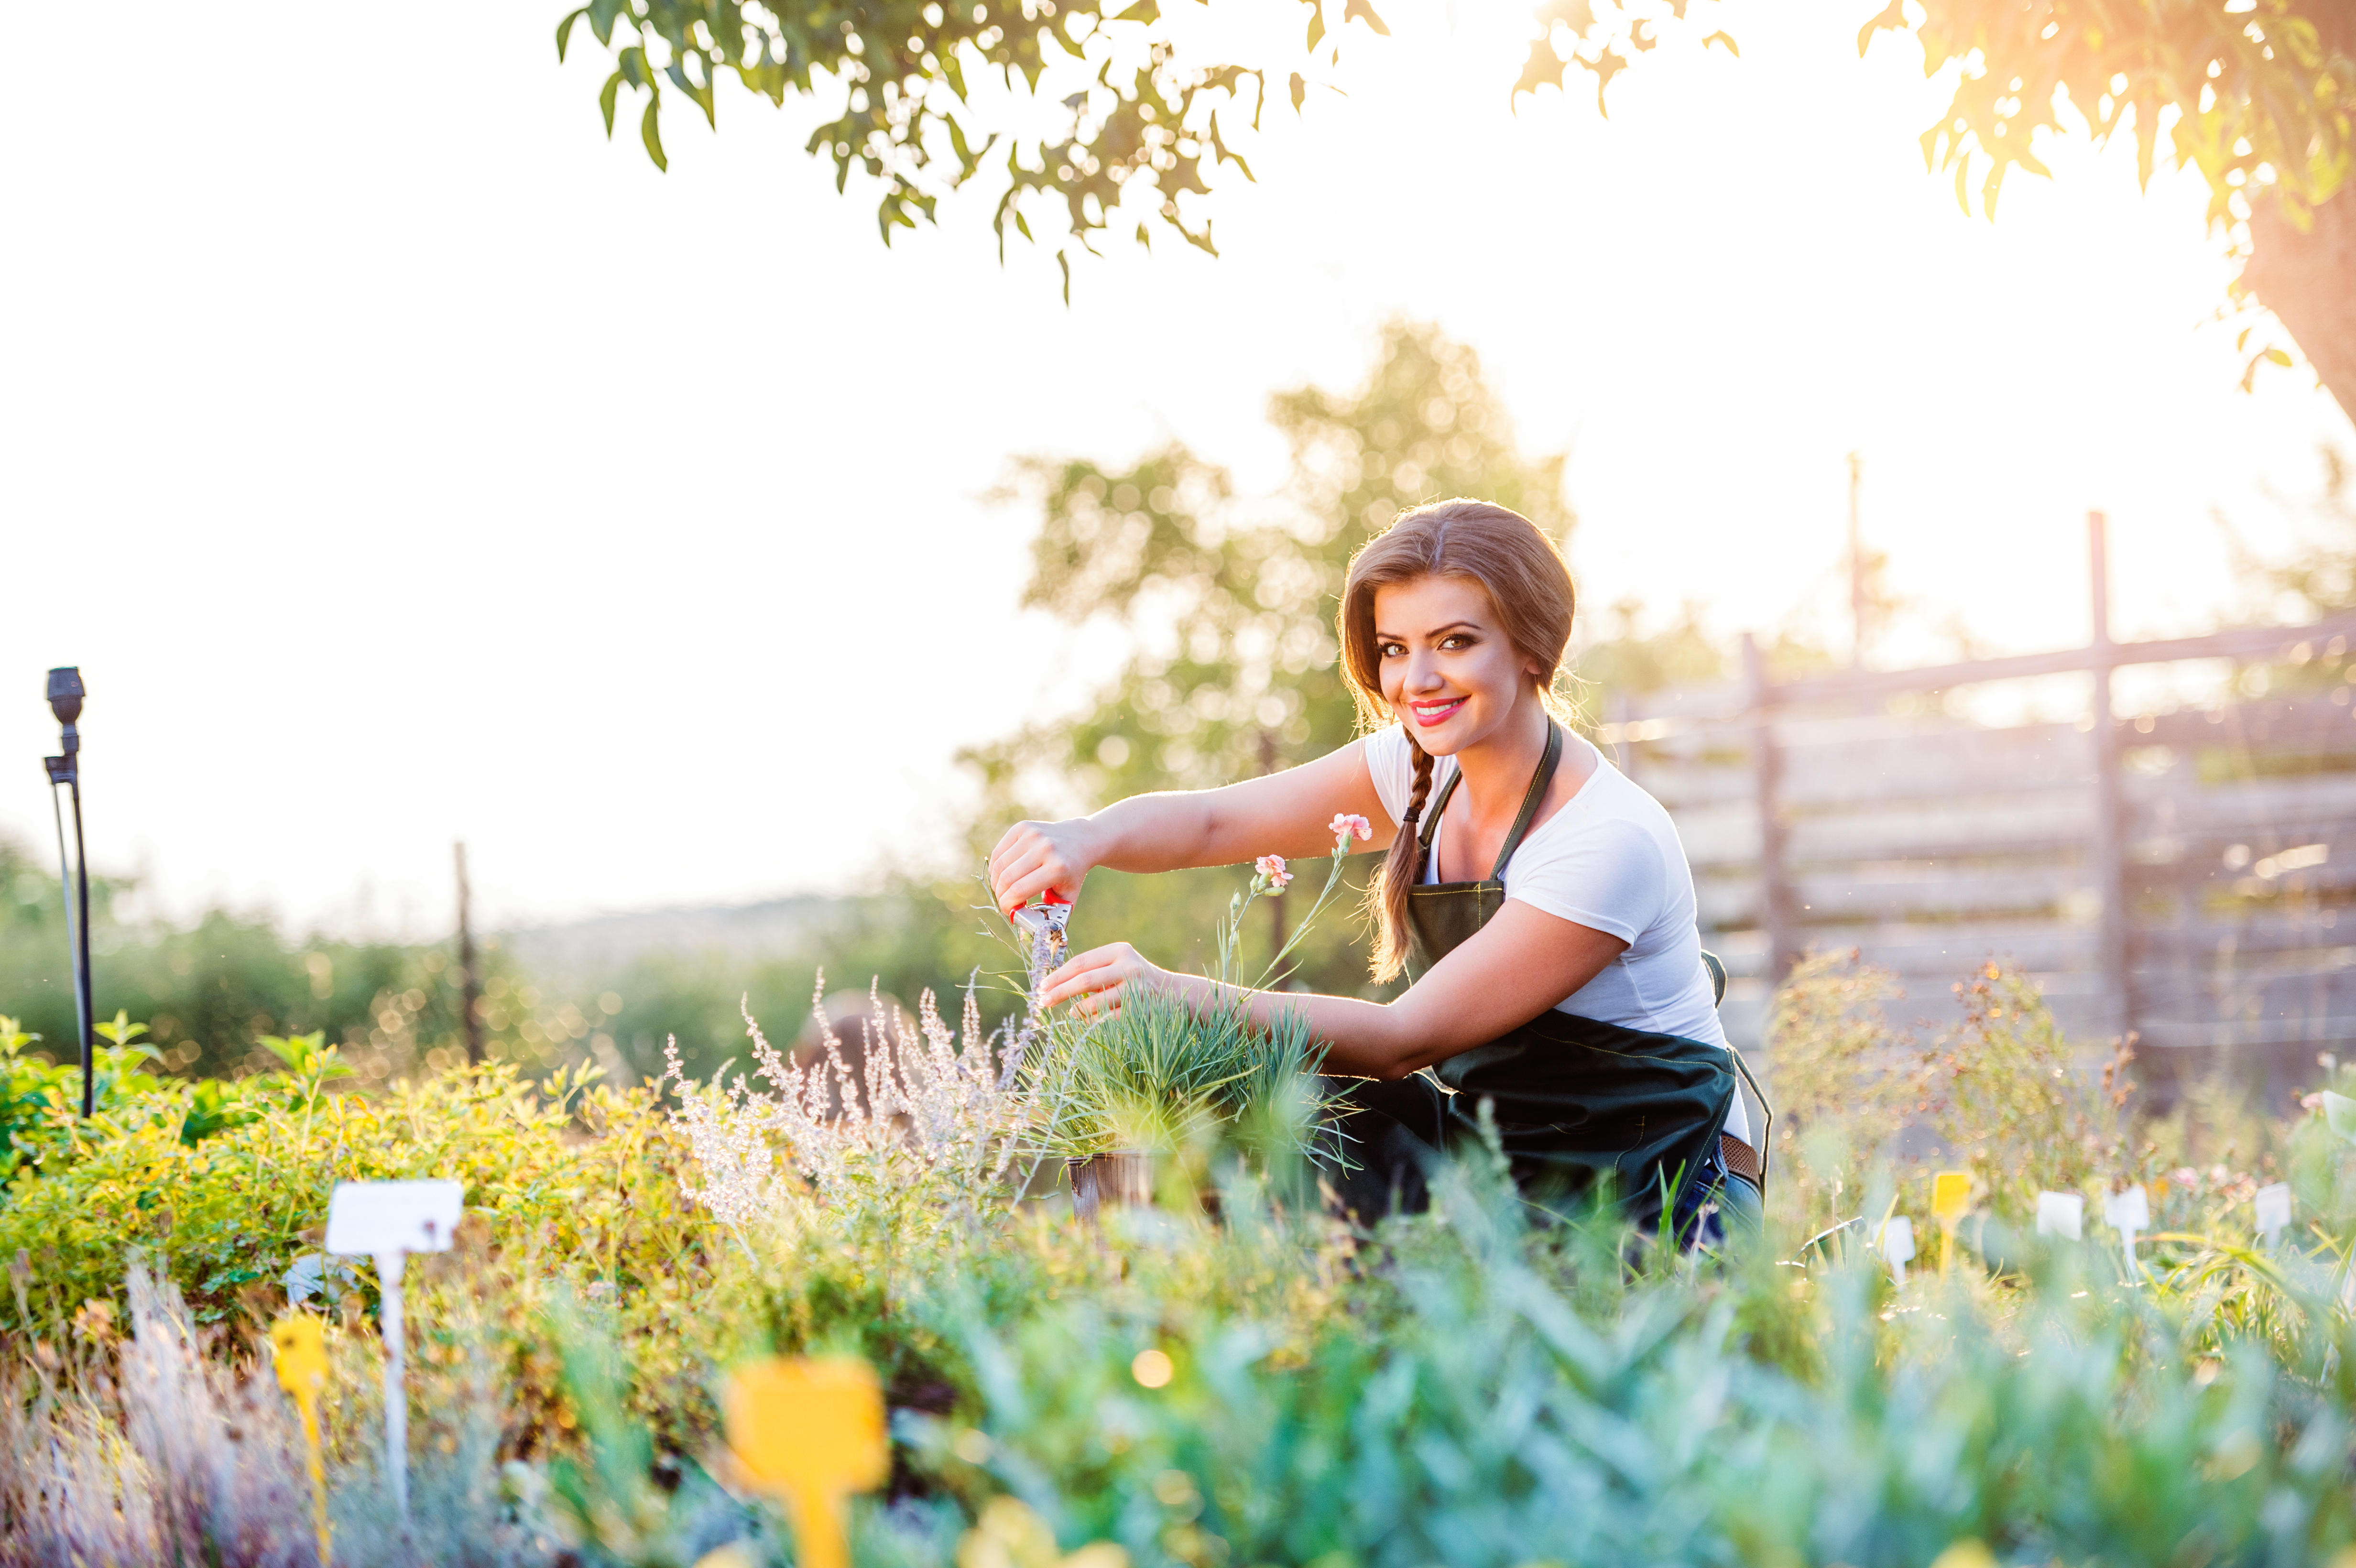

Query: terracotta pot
left=1067, top=1150, right=1153, bottom=1222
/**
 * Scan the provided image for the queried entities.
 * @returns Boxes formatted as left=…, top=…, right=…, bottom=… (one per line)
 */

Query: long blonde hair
left=1338, top=499, right=1577, bottom=982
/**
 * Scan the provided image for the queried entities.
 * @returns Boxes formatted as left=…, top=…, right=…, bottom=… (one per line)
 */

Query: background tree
left=566, top=0, right=2356, bottom=415
left=963, top=318, right=1570, bottom=826
left=556, top=0, right=1388, bottom=290
left=1520, top=0, right=2356, bottom=418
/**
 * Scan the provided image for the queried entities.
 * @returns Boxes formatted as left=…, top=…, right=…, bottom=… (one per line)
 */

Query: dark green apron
left=1402, top=723, right=1764, bottom=1223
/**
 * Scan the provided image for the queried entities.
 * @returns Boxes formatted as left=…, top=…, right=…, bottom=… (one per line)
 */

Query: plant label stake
left=325, top=1180, right=463, bottom=1516
left=1931, top=1171, right=1971, bottom=1275
left=2035, top=1191, right=2084, bottom=1240
left=2103, top=1184, right=2149, bottom=1279
left=272, top=1314, right=334, bottom=1566
left=1877, top=1215, right=1915, bottom=1285
left=721, top=1357, right=888, bottom=1568
left=2254, top=1182, right=2292, bottom=1248
left=40, top=668, right=96, bottom=1119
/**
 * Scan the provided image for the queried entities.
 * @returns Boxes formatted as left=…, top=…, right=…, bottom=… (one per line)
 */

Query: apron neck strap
left=1416, top=720, right=1565, bottom=881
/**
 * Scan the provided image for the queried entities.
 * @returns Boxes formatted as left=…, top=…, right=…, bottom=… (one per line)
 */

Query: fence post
left=2087, top=512, right=2131, bottom=1040
left=455, top=842, right=485, bottom=1066
left=1742, top=634, right=1800, bottom=982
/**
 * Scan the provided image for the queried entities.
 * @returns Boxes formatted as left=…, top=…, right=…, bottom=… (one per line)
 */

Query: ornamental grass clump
left=1011, top=814, right=1371, bottom=1166
left=1020, top=988, right=1326, bottom=1163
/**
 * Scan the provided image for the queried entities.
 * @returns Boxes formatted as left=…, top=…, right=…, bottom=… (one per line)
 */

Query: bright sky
left=1, top=0, right=2348, bottom=938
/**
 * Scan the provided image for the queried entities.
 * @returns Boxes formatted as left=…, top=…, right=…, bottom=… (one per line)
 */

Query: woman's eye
left=1378, top=642, right=1404, bottom=658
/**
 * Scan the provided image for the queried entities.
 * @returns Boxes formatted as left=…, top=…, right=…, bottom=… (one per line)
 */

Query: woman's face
left=1372, top=574, right=1542, bottom=755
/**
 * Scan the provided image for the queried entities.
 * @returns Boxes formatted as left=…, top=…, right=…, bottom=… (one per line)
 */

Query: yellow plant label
left=270, top=1314, right=333, bottom=1566
left=1931, top=1171, right=1972, bottom=1223
left=723, top=1357, right=889, bottom=1568
left=272, top=1314, right=327, bottom=1398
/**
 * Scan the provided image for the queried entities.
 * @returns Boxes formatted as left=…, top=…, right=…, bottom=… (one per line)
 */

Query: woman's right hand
left=987, top=817, right=1100, bottom=915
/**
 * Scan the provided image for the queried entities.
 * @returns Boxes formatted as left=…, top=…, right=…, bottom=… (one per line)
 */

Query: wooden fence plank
left=1777, top=724, right=2096, bottom=806
left=1785, top=791, right=2096, bottom=863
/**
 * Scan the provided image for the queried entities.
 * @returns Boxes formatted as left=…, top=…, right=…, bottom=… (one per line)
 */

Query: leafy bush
left=12, top=954, right=2356, bottom=1568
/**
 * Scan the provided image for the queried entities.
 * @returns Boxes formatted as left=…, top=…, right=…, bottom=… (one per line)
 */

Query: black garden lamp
left=42, top=667, right=95, bottom=1118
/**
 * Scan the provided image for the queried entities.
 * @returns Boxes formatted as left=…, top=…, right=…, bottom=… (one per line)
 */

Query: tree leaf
left=1290, top=72, right=1307, bottom=112
left=641, top=96, right=669, bottom=171
left=599, top=71, right=623, bottom=136
left=1702, top=30, right=1737, bottom=56
left=1514, top=39, right=1568, bottom=104
left=1341, top=0, right=1389, bottom=36
left=1306, top=1, right=1326, bottom=54
left=1856, top=0, right=1906, bottom=58
left=556, top=8, right=587, bottom=62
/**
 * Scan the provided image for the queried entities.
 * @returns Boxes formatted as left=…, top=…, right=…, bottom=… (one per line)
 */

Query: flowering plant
left=661, top=977, right=1028, bottom=1252
left=1213, top=811, right=1368, bottom=991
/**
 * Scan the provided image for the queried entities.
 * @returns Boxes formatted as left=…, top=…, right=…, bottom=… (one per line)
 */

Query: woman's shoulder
left=1356, top=724, right=1415, bottom=820
left=1539, top=733, right=1679, bottom=838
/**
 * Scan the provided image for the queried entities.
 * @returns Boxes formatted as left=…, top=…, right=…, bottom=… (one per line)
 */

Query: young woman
left=988, top=499, right=1762, bottom=1235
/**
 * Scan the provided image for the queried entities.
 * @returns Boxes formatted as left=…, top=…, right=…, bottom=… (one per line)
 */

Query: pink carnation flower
left=1254, top=854, right=1293, bottom=890
left=1329, top=813, right=1373, bottom=843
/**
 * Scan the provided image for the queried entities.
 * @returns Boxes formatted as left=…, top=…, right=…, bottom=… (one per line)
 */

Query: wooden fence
left=1600, top=515, right=2356, bottom=1099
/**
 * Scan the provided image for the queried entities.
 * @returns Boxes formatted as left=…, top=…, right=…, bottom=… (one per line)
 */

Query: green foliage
left=0, top=1052, right=718, bottom=1393
left=19, top=956, right=2356, bottom=1564
left=555, top=0, right=1387, bottom=277
left=1766, top=952, right=2128, bottom=1230
left=0, top=833, right=563, bottom=1085
left=1025, top=987, right=1326, bottom=1160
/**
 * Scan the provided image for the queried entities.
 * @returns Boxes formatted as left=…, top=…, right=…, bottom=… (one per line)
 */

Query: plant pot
left=1067, top=1150, right=1153, bottom=1223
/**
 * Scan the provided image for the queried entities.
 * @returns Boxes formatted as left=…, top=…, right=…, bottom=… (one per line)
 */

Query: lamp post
left=41, top=667, right=96, bottom=1118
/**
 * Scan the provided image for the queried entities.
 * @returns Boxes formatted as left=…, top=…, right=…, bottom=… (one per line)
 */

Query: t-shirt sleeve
left=1503, top=815, right=1666, bottom=945
left=1360, top=725, right=1415, bottom=826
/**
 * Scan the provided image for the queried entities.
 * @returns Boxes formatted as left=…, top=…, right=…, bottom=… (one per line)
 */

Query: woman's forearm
left=1082, top=790, right=1225, bottom=874
left=1088, top=743, right=1396, bottom=872
left=1175, top=975, right=1424, bottom=1079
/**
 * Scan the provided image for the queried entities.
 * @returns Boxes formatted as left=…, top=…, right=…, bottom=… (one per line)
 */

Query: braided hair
left=1338, top=500, right=1576, bottom=982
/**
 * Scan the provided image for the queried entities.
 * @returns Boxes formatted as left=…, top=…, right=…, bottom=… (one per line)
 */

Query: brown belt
left=1719, top=1133, right=1762, bottom=1182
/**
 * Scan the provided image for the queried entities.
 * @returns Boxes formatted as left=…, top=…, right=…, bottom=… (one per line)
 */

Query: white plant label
left=326, top=1179, right=465, bottom=1516
left=2035, top=1191, right=2084, bottom=1241
left=2254, top=1182, right=2292, bottom=1244
left=1879, top=1215, right=1915, bottom=1285
left=2104, top=1185, right=2149, bottom=1279
left=325, top=1180, right=463, bottom=1255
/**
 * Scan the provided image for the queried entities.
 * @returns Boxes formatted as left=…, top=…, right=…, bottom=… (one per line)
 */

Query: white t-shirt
left=1362, top=724, right=1750, bottom=1145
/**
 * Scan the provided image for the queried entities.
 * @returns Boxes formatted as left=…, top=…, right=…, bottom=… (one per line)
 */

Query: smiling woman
left=988, top=499, right=1763, bottom=1241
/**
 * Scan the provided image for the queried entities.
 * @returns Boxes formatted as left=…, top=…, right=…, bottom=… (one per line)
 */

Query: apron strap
left=1415, top=722, right=1565, bottom=881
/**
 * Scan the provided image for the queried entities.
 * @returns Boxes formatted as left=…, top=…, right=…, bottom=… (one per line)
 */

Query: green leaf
left=1117, top=0, right=1161, bottom=19
left=642, top=96, right=669, bottom=171
left=556, top=7, right=587, bottom=61
left=1058, top=250, right=1072, bottom=305
left=600, top=71, right=623, bottom=136
left=2323, top=1089, right=2356, bottom=1142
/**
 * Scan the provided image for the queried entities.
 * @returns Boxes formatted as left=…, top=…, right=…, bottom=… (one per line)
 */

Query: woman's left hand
left=1038, top=943, right=1195, bottom=1018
